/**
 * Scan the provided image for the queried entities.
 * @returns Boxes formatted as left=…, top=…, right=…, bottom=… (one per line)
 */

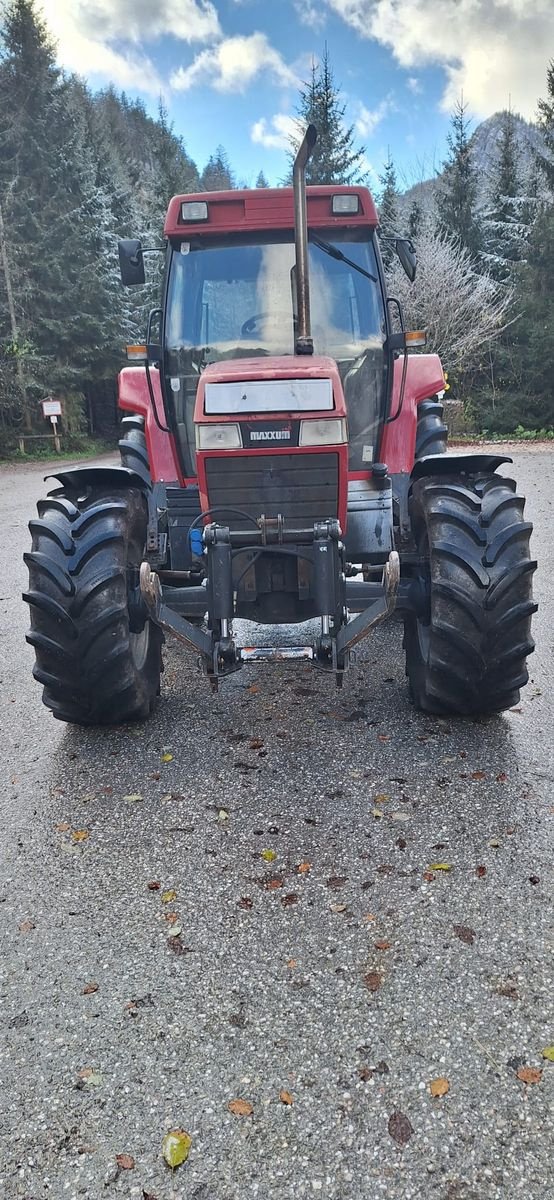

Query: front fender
left=410, top=453, right=512, bottom=480
left=45, top=465, right=150, bottom=494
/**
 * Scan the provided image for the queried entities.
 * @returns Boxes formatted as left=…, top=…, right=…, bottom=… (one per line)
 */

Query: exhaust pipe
left=293, top=123, right=317, bottom=355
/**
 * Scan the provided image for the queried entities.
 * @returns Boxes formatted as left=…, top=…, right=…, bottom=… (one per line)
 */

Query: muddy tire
left=404, top=472, right=536, bottom=715
left=24, top=486, right=162, bottom=725
left=415, top=398, right=448, bottom=460
left=119, top=414, right=150, bottom=484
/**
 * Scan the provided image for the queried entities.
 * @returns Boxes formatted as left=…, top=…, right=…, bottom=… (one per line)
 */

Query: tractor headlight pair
left=196, top=418, right=347, bottom=451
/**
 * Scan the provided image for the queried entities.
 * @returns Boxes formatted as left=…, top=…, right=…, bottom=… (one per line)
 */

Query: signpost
left=41, top=397, right=62, bottom=453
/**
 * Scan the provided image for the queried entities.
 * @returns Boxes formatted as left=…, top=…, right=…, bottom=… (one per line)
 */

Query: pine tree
left=200, top=146, right=234, bottom=191
left=288, top=48, right=366, bottom=185
left=408, top=199, right=423, bottom=240
left=535, top=58, right=554, bottom=190
left=437, top=98, right=481, bottom=257
left=256, top=170, right=270, bottom=188
left=377, top=152, right=399, bottom=267
left=481, top=109, right=532, bottom=280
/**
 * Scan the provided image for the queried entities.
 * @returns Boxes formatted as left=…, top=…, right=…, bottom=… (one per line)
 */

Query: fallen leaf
left=297, top=861, right=311, bottom=874
left=161, top=889, right=177, bottom=904
left=161, top=752, right=174, bottom=763
left=475, top=865, right=487, bottom=878
left=496, top=772, right=508, bottom=782
left=374, top=940, right=391, bottom=951
left=453, top=924, right=476, bottom=945
left=423, top=872, right=435, bottom=882
left=542, top=1046, right=554, bottom=1062
left=116, top=1154, right=135, bottom=1170
left=391, top=811, right=411, bottom=822
left=265, top=877, right=283, bottom=890
left=72, top=830, right=89, bottom=842
left=286, top=958, right=297, bottom=969
left=123, top=794, right=142, bottom=803
left=529, top=875, right=540, bottom=885
left=83, top=1071, right=102, bottom=1087
left=18, top=919, right=35, bottom=933
left=496, top=983, right=519, bottom=999
left=228, top=1099, right=253, bottom=1116
left=363, top=913, right=375, bottom=922
left=281, top=893, right=299, bottom=907
left=261, top=849, right=276, bottom=862
left=247, top=684, right=259, bottom=694
left=217, top=808, right=229, bottom=822
left=364, top=971, right=382, bottom=992
left=429, top=1077, right=450, bottom=1097
left=372, top=808, right=384, bottom=819
left=147, top=880, right=161, bottom=891
left=429, top=862, right=451, bottom=872
left=516, top=1066, right=542, bottom=1085
left=55, top=821, right=70, bottom=832
left=82, top=982, right=99, bottom=995
left=142, top=1191, right=158, bottom=1200
left=489, top=838, right=500, bottom=848
left=279, top=1090, right=293, bottom=1105
left=471, top=770, right=486, bottom=781
left=249, top=738, right=264, bottom=750
left=330, top=902, right=348, bottom=913
left=374, top=793, right=390, bottom=804
left=378, top=734, right=390, bottom=742
left=78, top=1067, right=93, bottom=1078
left=396, top=837, right=407, bottom=850
left=238, top=896, right=253, bottom=909
left=327, top=875, right=347, bottom=890
left=166, top=922, right=182, bottom=937
left=388, top=1110, right=413, bottom=1145
left=161, top=1130, right=192, bottom=1168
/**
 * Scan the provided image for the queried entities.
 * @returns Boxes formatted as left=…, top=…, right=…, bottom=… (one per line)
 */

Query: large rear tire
left=415, top=398, right=448, bottom=459
left=404, top=472, right=536, bottom=715
left=24, top=486, right=163, bottom=725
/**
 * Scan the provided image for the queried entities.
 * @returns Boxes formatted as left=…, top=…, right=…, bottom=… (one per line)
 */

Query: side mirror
left=118, top=239, right=145, bottom=286
left=396, top=238, right=416, bottom=282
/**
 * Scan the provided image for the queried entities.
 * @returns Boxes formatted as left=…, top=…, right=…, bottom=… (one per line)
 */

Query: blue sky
left=41, top=0, right=553, bottom=189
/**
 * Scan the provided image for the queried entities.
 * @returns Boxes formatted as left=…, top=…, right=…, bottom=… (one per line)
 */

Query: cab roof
left=164, top=184, right=379, bottom=240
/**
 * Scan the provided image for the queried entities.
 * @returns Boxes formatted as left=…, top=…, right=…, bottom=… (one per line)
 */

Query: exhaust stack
left=293, top=124, right=317, bottom=355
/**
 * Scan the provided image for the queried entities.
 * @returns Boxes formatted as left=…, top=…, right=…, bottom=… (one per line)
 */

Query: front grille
left=205, top=452, right=338, bottom=529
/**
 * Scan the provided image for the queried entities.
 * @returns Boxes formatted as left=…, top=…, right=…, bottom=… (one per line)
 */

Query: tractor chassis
left=139, top=518, right=400, bottom=690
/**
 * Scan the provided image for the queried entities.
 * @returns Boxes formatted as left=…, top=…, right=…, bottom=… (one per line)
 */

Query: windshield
left=164, top=231, right=386, bottom=474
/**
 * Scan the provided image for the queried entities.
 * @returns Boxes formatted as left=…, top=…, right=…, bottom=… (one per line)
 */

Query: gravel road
left=0, top=450, right=552, bottom=1200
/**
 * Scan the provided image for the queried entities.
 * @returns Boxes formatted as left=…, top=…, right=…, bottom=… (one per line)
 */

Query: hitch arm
left=336, top=552, right=400, bottom=656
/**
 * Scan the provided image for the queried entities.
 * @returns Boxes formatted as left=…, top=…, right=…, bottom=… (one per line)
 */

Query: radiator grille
left=204, top=452, right=338, bottom=529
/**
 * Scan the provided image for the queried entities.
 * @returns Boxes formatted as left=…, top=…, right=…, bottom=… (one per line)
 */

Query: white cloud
left=407, top=76, right=422, bottom=94
left=251, top=112, right=299, bottom=150
left=323, top=0, right=554, bottom=118
left=171, top=32, right=298, bottom=93
left=40, top=0, right=221, bottom=93
left=294, top=0, right=327, bottom=29
left=355, top=96, right=392, bottom=138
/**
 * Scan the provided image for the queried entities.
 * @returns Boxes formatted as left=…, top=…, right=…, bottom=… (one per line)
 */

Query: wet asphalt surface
left=0, top=449, right=552, bottom=1200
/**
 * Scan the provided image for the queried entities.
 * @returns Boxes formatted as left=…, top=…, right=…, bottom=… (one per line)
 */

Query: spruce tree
left=288, top=48, right=366, bottom=184
left=256, top=170, right=270, bottom=188
left=408, top=199, right=423, bottom=240
left=535, top=58, right=554, bottom=189
left=200, top=146, right=234, bottom=191
left=481, top=109, right=531, bottom=280
left=437, top=98, right=481, bottom=256
left=377, top=152, right=399, bottom=267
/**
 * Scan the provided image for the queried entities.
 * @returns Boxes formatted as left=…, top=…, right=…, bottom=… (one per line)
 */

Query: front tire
left=24, top=486, right=163, bottom=725
left=404, top=472, right=537, bottom=715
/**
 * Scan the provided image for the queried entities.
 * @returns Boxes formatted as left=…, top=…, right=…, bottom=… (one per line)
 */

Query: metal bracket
left=139, top=562, right=213, bottom=658
left=336, top=551, right=400, bottom=656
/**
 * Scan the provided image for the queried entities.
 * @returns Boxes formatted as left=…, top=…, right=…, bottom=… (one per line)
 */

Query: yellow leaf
left=218, top=808, right=229, bottom=822
left=372, top=808, right=384, bottom=819
left=161, top=753, right=174, bottom=763
left=72, top=830, right=89, bottom=842
left=228, top=1098, right=253, bottom=1116
left=374, top=794, right=390, bottom=804
left=542, top=1046, right=554, bottom=1061
left=261, top=849, right=276, bottom=862
left=429, top=862, right=451, bottom=871
left=161, top=889, right=177, bottom=904
left=123, top=793, right=143, bottom=803
left=429, top=1077, right=450, bottom=1097
left=162, top=1130, right=192, bottom=1168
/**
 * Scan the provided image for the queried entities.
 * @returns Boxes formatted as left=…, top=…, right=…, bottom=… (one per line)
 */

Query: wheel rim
left=130, top=623, right=150, bottom=670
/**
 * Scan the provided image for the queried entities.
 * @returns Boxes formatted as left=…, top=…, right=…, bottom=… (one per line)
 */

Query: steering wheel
left=240, top=311, right=294, bottom=337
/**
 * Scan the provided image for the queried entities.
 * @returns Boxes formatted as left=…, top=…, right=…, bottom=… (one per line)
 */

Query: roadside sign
left=42, top=398, right=62, bottom=417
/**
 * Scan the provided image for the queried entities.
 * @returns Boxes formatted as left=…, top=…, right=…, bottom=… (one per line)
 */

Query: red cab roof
left=164, top=184, right=379, bottom=239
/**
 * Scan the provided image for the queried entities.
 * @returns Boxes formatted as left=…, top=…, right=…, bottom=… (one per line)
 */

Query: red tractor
left=25, top=127, right=536, bottom=725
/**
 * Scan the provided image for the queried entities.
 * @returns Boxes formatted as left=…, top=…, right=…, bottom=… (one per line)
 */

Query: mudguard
left=410, top=453, right=512, bottom=481
left=45, top=465, right=150, bottom=493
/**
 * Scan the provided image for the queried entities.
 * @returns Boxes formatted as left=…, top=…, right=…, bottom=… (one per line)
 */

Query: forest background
left=1, top=0, right=554, bottom=455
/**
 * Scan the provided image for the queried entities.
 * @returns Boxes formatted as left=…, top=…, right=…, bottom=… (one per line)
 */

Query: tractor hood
left=194, top=355, right=346, bottom=422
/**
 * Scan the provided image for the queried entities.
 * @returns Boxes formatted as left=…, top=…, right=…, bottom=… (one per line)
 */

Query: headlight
left=299, top=418, right=347, bottom=446
left=181, top=201, right=208, bottom=221
left=196, top=423, right=242, bottom=450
